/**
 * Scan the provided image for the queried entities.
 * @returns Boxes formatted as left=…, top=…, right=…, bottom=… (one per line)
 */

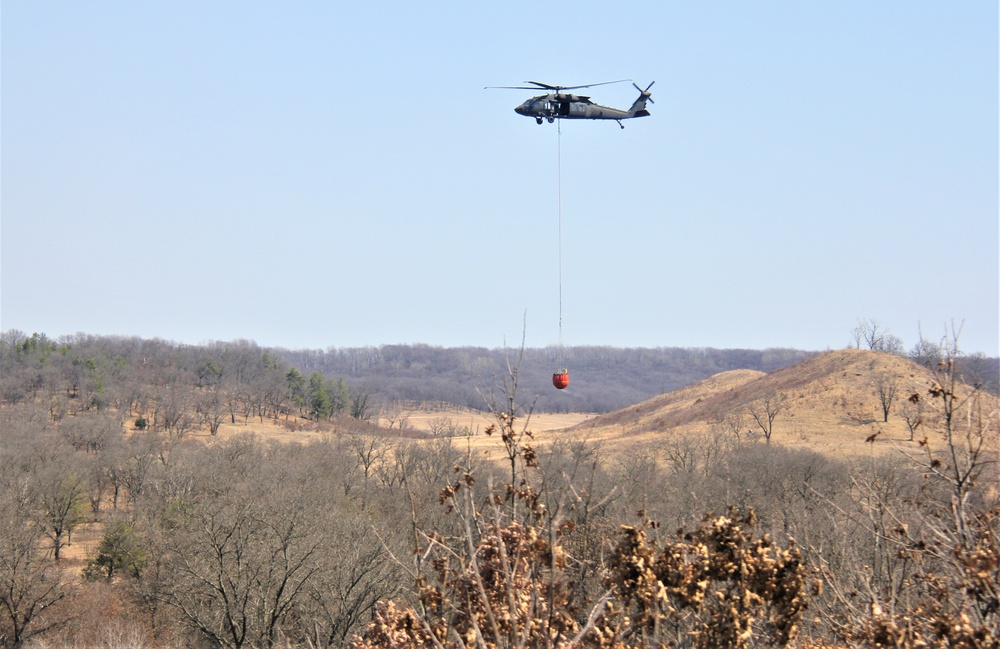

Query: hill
left=555, top=348, right=999, bottom=459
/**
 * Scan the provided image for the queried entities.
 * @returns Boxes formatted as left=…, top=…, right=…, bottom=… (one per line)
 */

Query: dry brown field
left=195, top=408, right=592, bottom=444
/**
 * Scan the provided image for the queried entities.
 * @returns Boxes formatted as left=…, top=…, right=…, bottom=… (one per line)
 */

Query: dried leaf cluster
left=599, top=510, right=806, bottom=649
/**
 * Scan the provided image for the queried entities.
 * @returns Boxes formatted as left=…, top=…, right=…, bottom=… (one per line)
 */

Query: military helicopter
left=486, top=80, right=654, bottom=128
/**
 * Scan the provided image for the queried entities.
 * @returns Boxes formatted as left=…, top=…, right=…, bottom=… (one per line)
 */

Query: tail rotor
left=632, top=80, right=655, bottom=103
left=627, top=81, right=654, bottom=118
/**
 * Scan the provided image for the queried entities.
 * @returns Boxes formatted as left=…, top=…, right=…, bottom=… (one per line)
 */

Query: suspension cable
left=557, top=118, right=563, bottom=347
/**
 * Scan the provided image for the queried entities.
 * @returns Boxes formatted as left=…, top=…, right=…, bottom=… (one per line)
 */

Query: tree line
left=4, top=330, right=995, bottom=423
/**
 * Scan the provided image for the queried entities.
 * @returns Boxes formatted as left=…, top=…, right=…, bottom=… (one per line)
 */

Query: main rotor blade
left=525, top=79, right=630, bottom=92
left=523, top=81, right=559, bottom=90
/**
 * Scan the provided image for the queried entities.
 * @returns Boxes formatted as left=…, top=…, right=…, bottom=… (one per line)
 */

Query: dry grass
left=55, top=521, right=103, bottom=576
left=400, top=409, right=592, bottom=436
left=557, top=349, right=999, bottom=460
left=186, top=410, right=590, bottom=444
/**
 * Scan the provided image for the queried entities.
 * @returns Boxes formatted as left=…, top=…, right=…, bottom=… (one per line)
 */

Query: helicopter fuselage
left=514, top=93, right=649, bottom=125
left=487, top=80, right=653, bottom=128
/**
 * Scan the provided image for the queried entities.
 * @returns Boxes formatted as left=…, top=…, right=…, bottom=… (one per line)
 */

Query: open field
left=202, top=409, right=592, bottom=442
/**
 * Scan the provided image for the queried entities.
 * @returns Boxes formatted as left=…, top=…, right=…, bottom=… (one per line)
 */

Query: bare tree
left=659, top=433, right=705, bottom=475
left=746, top=393, right=788, bottom=444
left=873, top=372, right=900, bottom=423
left=154, top=389, right=193, bottom=440
left=195, top=389, right=227, bottom=436
left=32, top=457, right=89, bottom=562
left=852, top=318, right=904, bottom=354
left=714, top=409, right=749, bottom=443
left=159, top=483, right=323, bottom=648
left=909, top=335, right=944, bottom=369
left=350, top=435, right=391, bottom=510
left=479, top=336, right=539, bottom=514
left=900, top=393, right=923, bottom=441
left=380, top=401, right=410, bottom=430
left=261, top=366, right=291, bottom=422
left=59, top=409, right=123, bottom=454
left=0, top=489, right=73, bottom=645
left=298, top=519, right=401, bottom=648
left=911, top=331, right=996, bottom=527
left=117, top=432, right=162, bottom=508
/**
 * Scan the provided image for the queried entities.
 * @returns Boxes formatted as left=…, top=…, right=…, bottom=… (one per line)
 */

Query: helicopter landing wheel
left=547, top=117, right=555, bottom=123
left=536, top=117, right=543, bottom=124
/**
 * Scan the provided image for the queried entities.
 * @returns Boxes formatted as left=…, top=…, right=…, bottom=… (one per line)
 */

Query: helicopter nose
left=514, top=102, right=529, bottom=116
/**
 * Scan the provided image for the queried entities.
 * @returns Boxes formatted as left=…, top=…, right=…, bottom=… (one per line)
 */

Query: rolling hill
left=552, top=348, right=998, bottom=459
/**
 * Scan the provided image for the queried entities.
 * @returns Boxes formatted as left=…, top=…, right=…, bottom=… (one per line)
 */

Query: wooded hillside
left=278, top=344, right=822, bottom=412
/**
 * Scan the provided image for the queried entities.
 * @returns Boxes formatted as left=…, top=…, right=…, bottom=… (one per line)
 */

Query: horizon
left=4, top=328, right=996, bottom=359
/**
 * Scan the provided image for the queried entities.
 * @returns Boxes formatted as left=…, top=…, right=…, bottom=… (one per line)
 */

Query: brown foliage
left=352, top=509, right=808, bottom=649
left=598, top=510, right=806, bottom=649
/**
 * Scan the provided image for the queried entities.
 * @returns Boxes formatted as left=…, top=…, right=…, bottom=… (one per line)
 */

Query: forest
left=277, top=343, right=822, bottom=412
left=0, top=330, right=997, bottom=648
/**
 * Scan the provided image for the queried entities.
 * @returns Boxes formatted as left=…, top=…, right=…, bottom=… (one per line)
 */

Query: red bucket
left=552, top=369, right=569, bottom=390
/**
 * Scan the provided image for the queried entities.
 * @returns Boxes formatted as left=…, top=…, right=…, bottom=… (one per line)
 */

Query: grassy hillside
left=557, top=348, right=998, bottom=459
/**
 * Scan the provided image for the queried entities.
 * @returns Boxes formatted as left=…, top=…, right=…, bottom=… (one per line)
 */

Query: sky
left=2, top=2, right=998, bottom=356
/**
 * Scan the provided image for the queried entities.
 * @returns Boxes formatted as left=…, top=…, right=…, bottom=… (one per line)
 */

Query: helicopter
left=486, top=80, right=654, bottom=129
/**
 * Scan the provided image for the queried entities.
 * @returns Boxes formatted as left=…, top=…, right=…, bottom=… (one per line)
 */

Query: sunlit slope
left=555, top=349, right=996, bottom=458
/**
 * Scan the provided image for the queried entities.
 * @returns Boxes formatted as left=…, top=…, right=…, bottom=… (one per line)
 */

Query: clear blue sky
left=3, top=2, right=997, bottom=355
